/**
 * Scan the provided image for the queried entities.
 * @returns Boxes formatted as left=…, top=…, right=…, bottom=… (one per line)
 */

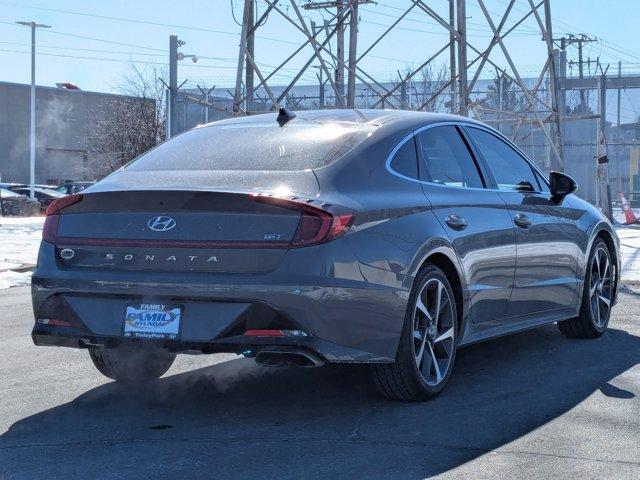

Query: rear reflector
left=37, top=318, right=72, bottom=327
left=43, top=194, right=83, bottom=244
left=252, top=195, right=355, bottom=247
left=244, top=329, right=285, bottom=337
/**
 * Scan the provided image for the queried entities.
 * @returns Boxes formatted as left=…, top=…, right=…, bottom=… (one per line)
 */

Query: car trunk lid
left=53, top=190, right=305, bottom=274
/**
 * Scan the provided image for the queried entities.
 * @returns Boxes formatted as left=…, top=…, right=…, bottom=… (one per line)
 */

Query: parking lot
left=1, top=285, right=639, bottom=479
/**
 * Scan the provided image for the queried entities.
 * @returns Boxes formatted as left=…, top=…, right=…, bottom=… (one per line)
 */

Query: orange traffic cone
left=620, top=192, right=639, bottom=225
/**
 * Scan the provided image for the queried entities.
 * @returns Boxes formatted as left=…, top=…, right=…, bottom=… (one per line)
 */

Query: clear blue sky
left=1, top=0, right=639, bottom=96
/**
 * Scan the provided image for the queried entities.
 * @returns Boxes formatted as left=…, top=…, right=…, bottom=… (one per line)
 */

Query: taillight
left=252, top=195, right=355, bottom=247
left=42, top=194, right=83, bottom=243
left=42, top=214, right=60, bottom=243
left=45, top=194, right=83, bottom=215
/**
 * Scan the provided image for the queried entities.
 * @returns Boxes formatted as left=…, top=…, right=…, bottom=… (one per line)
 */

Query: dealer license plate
left=123, top=303, right=181, bottom=340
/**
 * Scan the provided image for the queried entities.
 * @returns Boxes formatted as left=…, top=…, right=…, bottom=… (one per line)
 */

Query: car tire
left=89, top=345, right=177, bottom=382
left=371, top=264, right=458, bottom=401
left=558, top=238, right=614, bottom=339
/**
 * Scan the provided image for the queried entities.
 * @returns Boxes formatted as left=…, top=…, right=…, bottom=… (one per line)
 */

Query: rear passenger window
left=467, top=127, right=541, bottom=192
left=389, top=137, right=419, bottom=179
left=416, top=126, right=484, bottom=188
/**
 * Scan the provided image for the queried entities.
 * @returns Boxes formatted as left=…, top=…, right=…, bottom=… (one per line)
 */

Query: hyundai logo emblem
left=148, top=216, right=176, bottom=232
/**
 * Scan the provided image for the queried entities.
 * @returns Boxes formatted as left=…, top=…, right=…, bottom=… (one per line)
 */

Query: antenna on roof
left=276, top=107, right=296, bottom=127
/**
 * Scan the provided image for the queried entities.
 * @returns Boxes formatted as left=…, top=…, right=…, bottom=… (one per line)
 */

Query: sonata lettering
left=101, top=253, right=219, bottom=264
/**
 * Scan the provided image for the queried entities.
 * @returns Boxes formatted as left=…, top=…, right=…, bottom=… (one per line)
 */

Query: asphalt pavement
left=1, top=285, right=639, bottom=479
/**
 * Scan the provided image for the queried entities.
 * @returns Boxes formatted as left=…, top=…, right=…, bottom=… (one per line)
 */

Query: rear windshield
left=127, top=121, right=376, bottom=172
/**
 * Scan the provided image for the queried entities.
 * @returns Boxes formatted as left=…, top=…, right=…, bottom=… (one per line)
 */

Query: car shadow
left=2, top=324, right=640, bottom=479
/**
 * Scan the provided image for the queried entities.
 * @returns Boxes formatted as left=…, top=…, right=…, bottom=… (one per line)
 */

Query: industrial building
left=0, top=81, right=153, bottom=184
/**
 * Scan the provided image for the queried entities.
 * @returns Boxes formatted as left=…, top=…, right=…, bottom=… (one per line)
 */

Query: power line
left=0, top=1, right=301, bottom=46
left=363, top=3, right=539, bottom=36
left=0, top=46, right=319, bottom=80
left=0, top=1, right=242, bottom=35
left=0, top=48, right=242, bottom=69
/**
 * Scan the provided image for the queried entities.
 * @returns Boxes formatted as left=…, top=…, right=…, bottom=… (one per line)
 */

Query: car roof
left=198, top=109, right=484, bottom=130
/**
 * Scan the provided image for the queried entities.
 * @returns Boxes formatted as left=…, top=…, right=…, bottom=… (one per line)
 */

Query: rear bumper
left=31, top=243, right=411, bottom=363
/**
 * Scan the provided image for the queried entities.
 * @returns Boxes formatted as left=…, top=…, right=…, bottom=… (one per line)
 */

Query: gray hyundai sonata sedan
left=31, top=109, right=620, bottom=401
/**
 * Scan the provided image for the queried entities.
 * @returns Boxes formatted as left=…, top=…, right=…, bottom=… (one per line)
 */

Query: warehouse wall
left=0, top=81, right=151, bottom=184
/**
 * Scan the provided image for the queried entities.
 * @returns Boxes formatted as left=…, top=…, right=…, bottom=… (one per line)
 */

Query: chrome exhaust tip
left=255, top=348, right=325, bottom=368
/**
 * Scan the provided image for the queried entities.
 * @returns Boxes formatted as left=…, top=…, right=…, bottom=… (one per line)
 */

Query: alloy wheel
left=412, top=278, right=455, bottom=386
left=589, top=246, right=613, bottom=328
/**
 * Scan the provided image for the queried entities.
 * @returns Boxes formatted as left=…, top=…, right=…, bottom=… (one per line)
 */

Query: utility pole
left=456, top=0, right=468, bottom=116
left=336, top=0, right=345, bottom=106
left=559, top=34, right=597, bottom=112
left=577, top=37, right=586, bottom=110
left=616, top=60, right=622, bottom=194
left=169, top=34, right=178, bottom=137
left=303, top=0, right=372, bottom=108
left=15, top=20, right=50, bottom=199
left=597, top=74, right=613, bottom=221
left=449, top=0, right=457, bottom=114
left=346, top=0, right=358, bottom=108
left=245, top=0, right=255, bottom=110
left=558, top=37, right=567, bottom=124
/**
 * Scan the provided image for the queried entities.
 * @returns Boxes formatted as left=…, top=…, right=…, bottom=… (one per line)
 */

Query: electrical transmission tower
left=232, top=0, right=565, bottom=170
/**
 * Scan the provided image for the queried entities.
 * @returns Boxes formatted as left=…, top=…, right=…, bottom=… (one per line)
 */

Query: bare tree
left=404, top=62, right=449, bottom=112
left=565, top=89, right=595, bottom=115
left=87, top=64, right=166, bottom=178
left=285, top=93, right=307, bottom=110
left=482, top=73, right=529, bottom=113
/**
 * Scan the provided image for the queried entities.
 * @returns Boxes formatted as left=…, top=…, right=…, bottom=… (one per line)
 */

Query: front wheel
left=89, top=345, right=177, bottom=382
left=558, top=238, right=614, bottom=339
left=371, top=264, right=458, bottom=401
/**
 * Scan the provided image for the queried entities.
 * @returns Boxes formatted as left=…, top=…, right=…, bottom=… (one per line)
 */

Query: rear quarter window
left=389, top=137, right=419, bottom=179
left=127, top=121, right=376, bottom=172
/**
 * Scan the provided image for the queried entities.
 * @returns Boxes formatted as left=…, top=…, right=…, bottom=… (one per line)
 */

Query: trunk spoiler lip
left=80, top=186, right=315, bottom=196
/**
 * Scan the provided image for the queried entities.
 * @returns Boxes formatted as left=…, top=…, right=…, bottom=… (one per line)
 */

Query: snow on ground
left=1, top=214, right=640, bottom=288
left=615, top=225, right=640, bottom=284
left=0, top=216, right=45, bottom=289
left=0, top=270, right=32, bottom=289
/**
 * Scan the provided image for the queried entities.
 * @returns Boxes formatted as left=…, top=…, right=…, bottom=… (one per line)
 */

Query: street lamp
left=15, top=20, right=51, bottom=200
left=168, top=35, right=198, bottom=138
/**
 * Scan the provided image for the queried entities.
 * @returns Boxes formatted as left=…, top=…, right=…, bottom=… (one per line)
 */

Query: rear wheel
left=89, top=345, right=176, bottom=382
left=371, top=264, right=458, bottom=401
left=558, top=238, right=614, bottom=339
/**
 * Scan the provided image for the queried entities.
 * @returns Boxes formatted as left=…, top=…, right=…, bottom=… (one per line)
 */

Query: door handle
left=513, top=213, right=533, bottom=229
left=445, top=214, right=468, bottom=231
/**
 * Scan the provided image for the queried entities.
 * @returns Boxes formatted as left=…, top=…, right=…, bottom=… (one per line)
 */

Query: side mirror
left=549, top=171, right=578, bottom=200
